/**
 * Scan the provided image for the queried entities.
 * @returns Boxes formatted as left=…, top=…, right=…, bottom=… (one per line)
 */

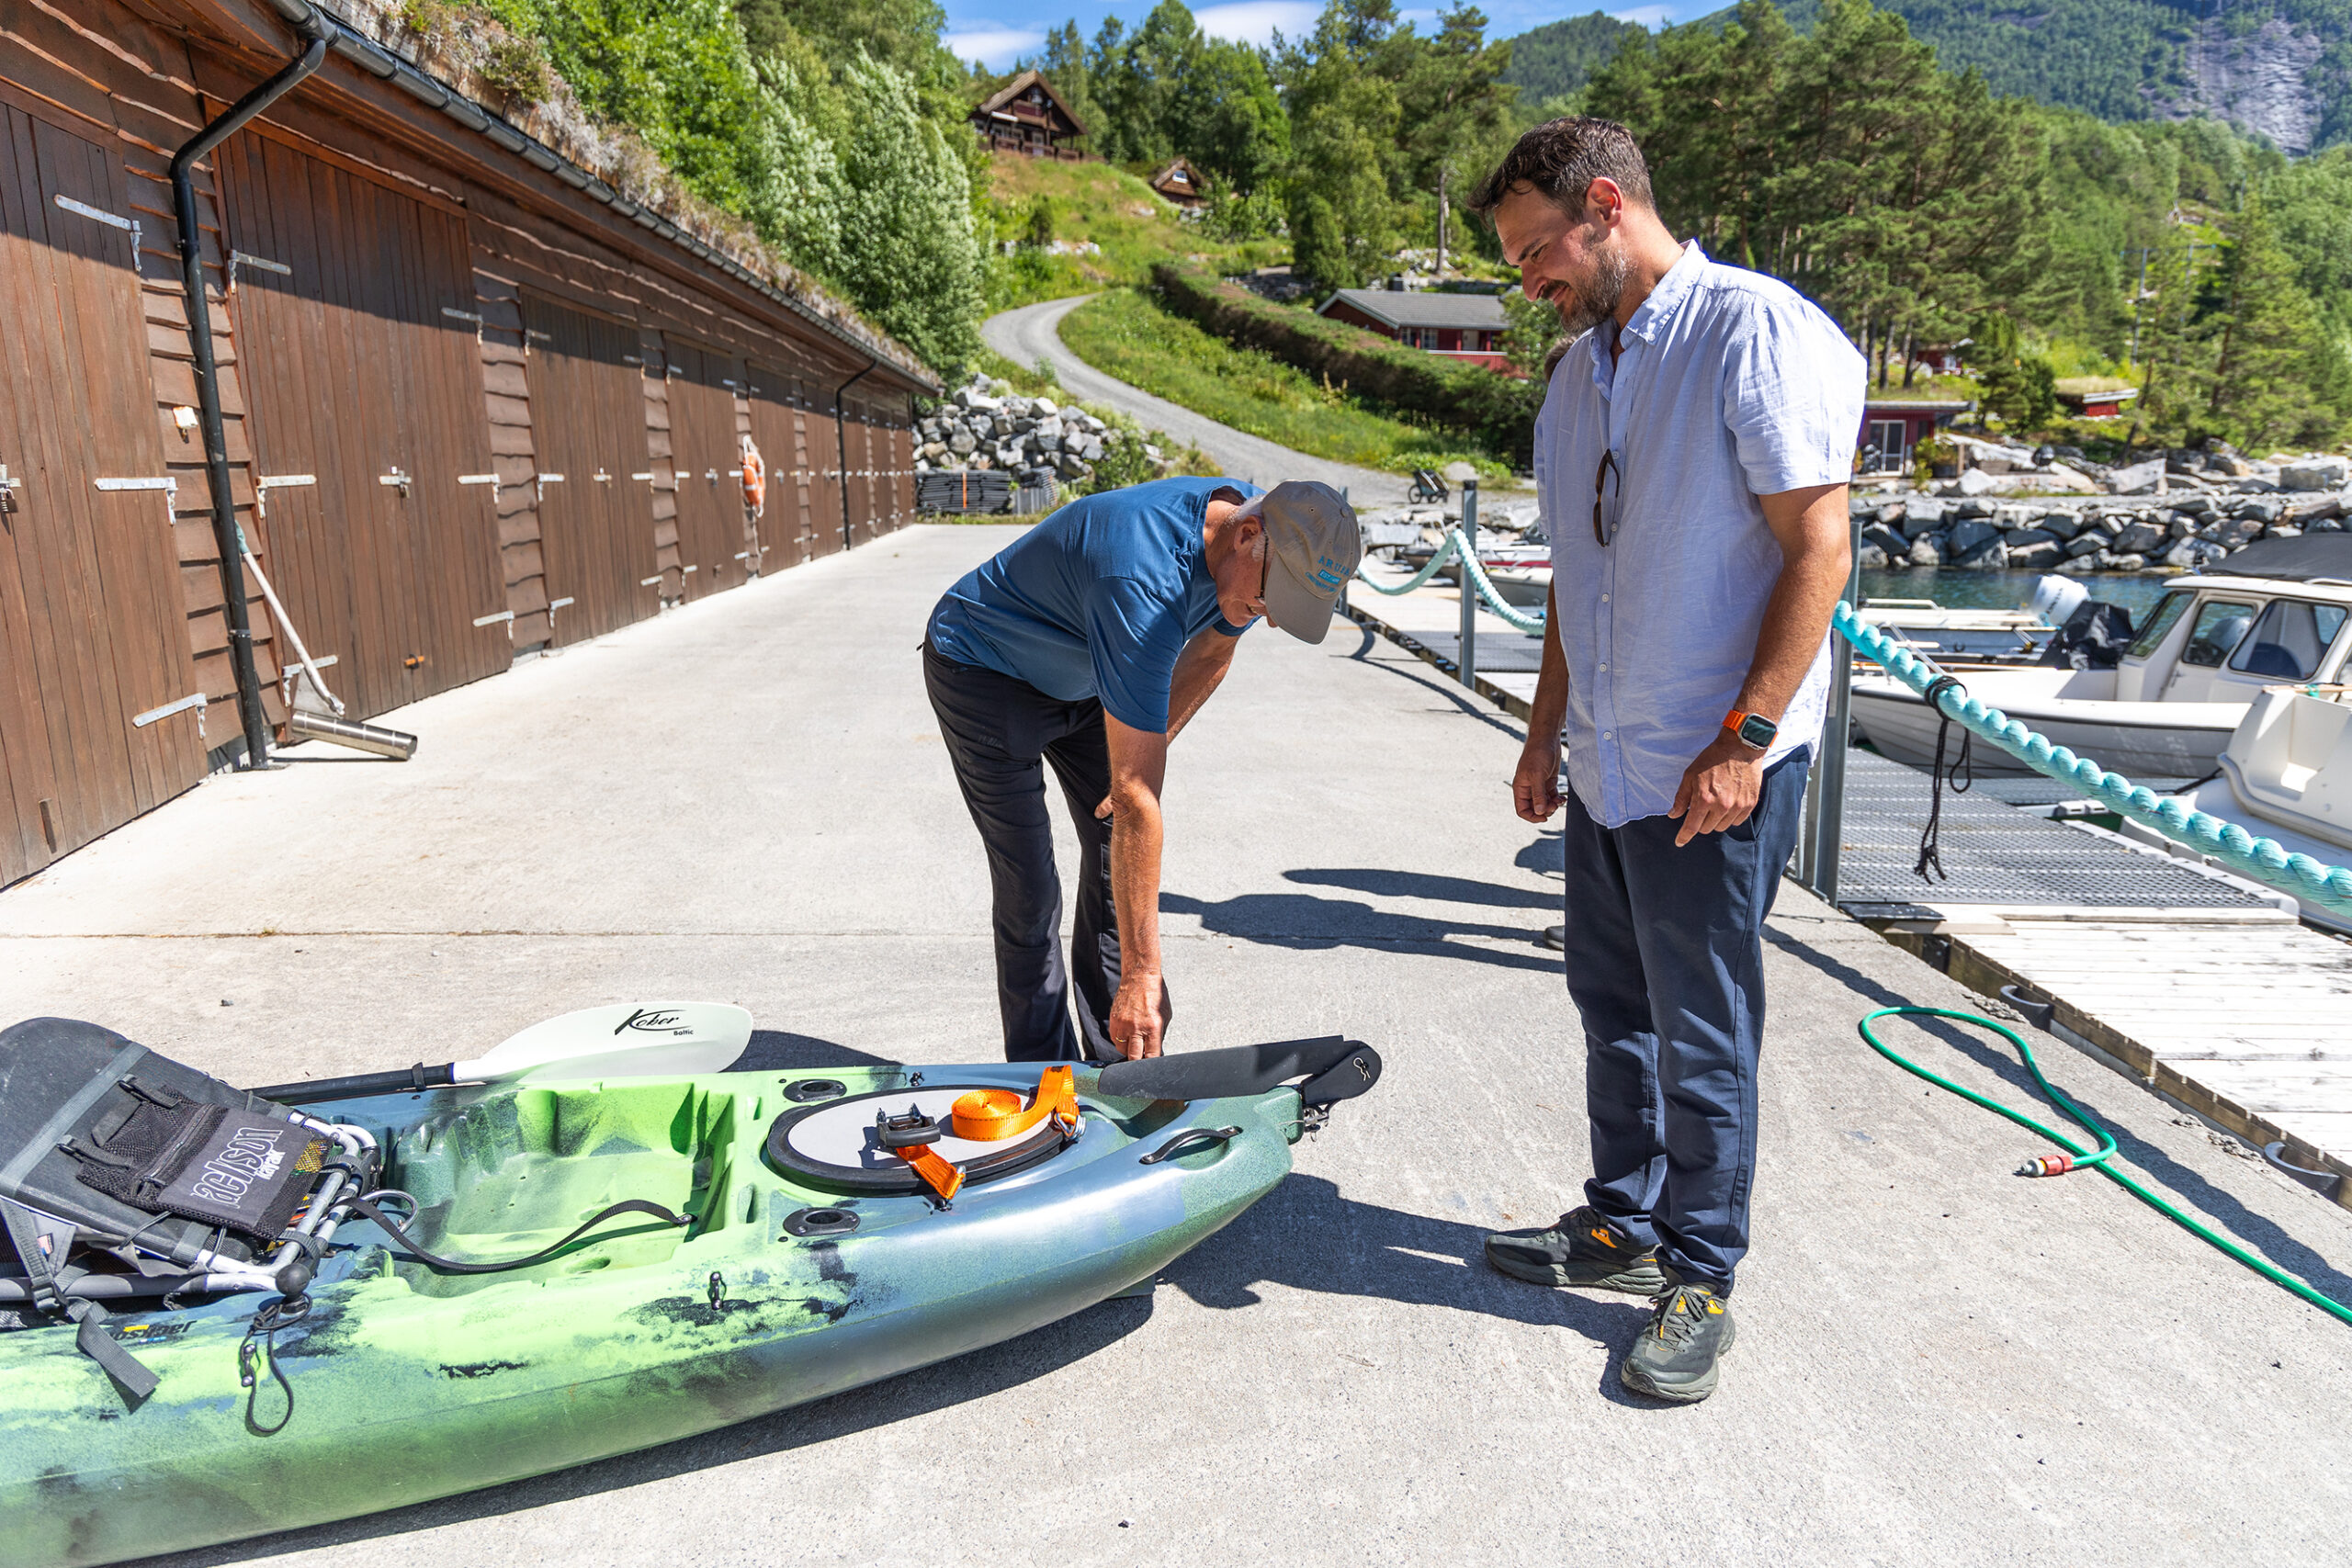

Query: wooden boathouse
left=0, top=0, right=936, bottom=889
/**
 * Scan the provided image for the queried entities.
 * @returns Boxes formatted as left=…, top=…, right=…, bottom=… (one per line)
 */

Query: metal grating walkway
left=1834, top=749, right=2271, bottom=912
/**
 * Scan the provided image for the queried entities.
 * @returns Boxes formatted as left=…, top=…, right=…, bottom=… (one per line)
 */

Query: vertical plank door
left=523, top=294, right=655, bottom=646
left=746, top=367, right=809, bottom=571
left=0, top=105, right=205, bottom=885
left=218, top=135, right=506, bottom=721
left=662, top=339, right=745, bottom=601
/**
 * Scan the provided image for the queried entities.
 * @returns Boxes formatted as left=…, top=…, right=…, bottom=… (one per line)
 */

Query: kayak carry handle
left=1139, top=1126, right=1242, bottom=1165
left=1095, top=1036, right=1381, bottom=1107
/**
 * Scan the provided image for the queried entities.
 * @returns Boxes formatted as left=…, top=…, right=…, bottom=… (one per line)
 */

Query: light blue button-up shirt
left=1535, top=243, right=1865, bottom=828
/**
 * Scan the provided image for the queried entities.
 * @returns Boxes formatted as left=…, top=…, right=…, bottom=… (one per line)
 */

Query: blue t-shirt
left=926, top=477, right=1259, bottom=733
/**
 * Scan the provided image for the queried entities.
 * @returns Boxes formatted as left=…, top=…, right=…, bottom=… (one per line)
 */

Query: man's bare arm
left=1102, top=713, right=1171, bottom=1059
left=1166, top=627, right=1241, bottom=740
left=1667, top=482, right=1850, bottom=845
left=1512, top=577, right=1568, bottom=823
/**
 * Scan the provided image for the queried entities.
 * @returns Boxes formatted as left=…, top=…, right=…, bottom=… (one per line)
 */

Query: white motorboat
left=2124, top=682, right=2352, bottom=933
left=1851, top=598, right=2052, bottom=660
left=1851, top=539, right=2352, bottom=779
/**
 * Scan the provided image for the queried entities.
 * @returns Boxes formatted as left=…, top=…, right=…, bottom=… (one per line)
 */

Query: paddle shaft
left=249, top=1062, right=457, bottom=1104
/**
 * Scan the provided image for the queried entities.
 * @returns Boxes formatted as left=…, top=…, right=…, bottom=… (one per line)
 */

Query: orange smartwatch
left=1724, top=709, right=1778, bottom=750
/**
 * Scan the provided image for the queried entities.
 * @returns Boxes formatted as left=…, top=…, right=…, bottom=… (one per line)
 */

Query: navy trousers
left=923, top=643, right=1146, bottom=1063
left=1559, top=749, right=1810, bottom=1294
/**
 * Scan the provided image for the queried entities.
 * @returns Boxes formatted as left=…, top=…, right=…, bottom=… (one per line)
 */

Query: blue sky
left=940, top=2, right=1700, bottom=71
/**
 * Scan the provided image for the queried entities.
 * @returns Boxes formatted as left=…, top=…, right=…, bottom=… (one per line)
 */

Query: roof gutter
left=250, top=0, right=937, bottom=394
left=170, top=7, right=329, bottom=771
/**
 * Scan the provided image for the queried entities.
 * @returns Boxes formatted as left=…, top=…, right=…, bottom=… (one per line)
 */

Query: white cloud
left=944, top=27, right=1046, bottom=68
left=1608, top=5, right=1677, bottom=28
left=1192, top=2, right=1322, bottom=47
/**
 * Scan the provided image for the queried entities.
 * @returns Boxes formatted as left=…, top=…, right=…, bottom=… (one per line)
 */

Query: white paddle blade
left=456, top=1002, right=754, bottom=1084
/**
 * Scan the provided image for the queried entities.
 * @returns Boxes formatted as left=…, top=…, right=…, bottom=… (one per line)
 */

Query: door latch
left=379, top=468, right=413, bottom=497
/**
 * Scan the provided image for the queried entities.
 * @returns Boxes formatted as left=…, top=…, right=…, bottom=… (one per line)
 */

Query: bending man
left=923, top=478, right=1361, bottom=1062
left=1471, top=118, right=1862, bottom=1404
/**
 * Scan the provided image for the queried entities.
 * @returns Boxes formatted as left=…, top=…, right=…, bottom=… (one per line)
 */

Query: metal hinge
left=53, top=194, right=139, bottom=269
left=639, top=574, right=664, bottom=587
left=472, top=609, right=514, bottom=628
left=229, top=250, right=289, bottom=291
left=94, top=476, right=176, bottom=531
left=132, top=691, right=206, bottom=738
left=457, top=473, right=499, bottom=487
left=253, top=472, right=314, bottom=526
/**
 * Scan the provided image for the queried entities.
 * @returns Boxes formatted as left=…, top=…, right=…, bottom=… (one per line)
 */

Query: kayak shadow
left=729, top=1029, right=899, bottom=1074
left=1159, top=1172, right=1659, bottom=1406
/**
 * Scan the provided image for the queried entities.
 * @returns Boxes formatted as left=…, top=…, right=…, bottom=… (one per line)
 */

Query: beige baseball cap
left=1256, top=480, right=1362, bottom=644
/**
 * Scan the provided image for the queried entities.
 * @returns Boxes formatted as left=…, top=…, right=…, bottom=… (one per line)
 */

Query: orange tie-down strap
left=889, top=1067, right=1079, bottom=1203
left=951, top=1066, right=1079, bottom=1142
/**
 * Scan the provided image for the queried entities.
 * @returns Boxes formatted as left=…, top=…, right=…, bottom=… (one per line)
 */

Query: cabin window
left=2127, top=592, right=2190, bottom=659
left=2225, top=600, right=2349, bottom=681
left=2178, top=600, right=2257, bottom=668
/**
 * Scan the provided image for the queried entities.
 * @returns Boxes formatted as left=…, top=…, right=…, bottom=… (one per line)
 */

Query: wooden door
left=219, top=134, right=506, bottom=720
left=747, top=367, right=810, bottom=570
left=525, top=294, right=654, bottom=645
left=0, top=106, right=205, bottom=885
left=803, top=372, right=845, bottom=559
left=662, top=339, right=745, bottom=601
left=842, top=395, right=876, bottom=549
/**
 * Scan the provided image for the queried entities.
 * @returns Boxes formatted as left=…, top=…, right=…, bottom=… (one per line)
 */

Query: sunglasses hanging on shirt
left=1591, top=447, right=1622, bottom=547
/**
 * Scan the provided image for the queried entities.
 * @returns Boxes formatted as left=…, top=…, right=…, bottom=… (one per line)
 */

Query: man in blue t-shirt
left=924, top=477, right=1362, bottom=1063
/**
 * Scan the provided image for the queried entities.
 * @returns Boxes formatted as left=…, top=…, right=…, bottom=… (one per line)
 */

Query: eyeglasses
left=1591, top=448, right=1621, bottom=547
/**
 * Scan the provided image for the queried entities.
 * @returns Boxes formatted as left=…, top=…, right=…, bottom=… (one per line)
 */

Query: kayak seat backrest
left=0, top=1017, right=311, bottom=1272
left=382, top=1081, right=735, bottom=1298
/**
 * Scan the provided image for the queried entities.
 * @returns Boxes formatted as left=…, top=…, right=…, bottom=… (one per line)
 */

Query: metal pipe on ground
left=168, top=12, right=329, bottom=771
left=284, top=711, right=419, bottom=761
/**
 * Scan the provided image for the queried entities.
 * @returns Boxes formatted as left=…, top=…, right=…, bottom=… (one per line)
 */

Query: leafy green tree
left=2205, top=197, right=2352, bottom=450
left=1278, top=2, right=1403, bottom=288
left=749, top=43, right=847, bottom=279
left=833, top=51, right=985, bottom=373
left=1394, top=6, right=1516, bottom=275
left=1972, top=311, right=2058, bottom=432
left=735, top=0, right=953, bottom=85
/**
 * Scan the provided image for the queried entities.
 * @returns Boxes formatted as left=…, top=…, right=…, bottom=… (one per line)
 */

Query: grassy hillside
left=1057, top=289, right=1511, bottom=477
left=983, top=155, right=1283, bottom=310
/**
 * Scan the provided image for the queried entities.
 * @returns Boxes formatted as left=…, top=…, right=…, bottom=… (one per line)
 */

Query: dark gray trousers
left=923, top=643, right=1152, bottom=1062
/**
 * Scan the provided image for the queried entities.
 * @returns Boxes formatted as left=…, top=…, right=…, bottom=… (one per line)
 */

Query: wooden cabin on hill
left=0, top=0, right=935, bottom=890
left=970, top=71, right=1087, bottom=160
left=1148, top=157, right=1207, bottom=208
left=1317, top=286, right=1510, bottom=369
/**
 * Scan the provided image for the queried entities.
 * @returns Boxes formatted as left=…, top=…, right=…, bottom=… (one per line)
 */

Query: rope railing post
left=1458, top=478, right=1478, bottom=691
left=1804, top=513, right=1866, bottom=902
left=1832, top=599, right=2352, bottom=919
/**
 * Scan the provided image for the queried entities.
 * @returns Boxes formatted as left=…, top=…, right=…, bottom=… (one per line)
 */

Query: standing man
left=1469, top=119, right=1862, bottom=1403
left=923, top=477, right=1361, bottom=1064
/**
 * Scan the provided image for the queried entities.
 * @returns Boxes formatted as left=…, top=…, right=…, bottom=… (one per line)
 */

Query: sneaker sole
left=1484, top=1245, right=1668, bottom=1296
left=1619, top=1314, right=1736, bottom=1404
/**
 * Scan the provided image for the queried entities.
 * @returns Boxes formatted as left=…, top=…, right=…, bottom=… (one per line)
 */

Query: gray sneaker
left=1620, top=1279, right=1736, bottom=1404
left=1484, top=1204, right=1668, bottom=1295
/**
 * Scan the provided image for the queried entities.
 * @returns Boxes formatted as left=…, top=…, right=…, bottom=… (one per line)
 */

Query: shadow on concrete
left=1338, top=621, right=1527, bottom=741
left=1160, top=889, right=1560, bottom=975
left=1515, top=830, right=1564, bottom=878
left=1162, top=1173, right=1666, bottom=1408
left=1284, top=867, right=1556, bottom=910
left=729, top=1029, right=899, bottom=1073
left=1764, top=924, right=2352, bottom=1308
left=140, top=1293, right=1159, bottom=1568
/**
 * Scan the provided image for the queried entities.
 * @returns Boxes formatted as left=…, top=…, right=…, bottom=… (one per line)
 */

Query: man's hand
left=1108, top=971, right=1170, bottom=1059
left=1514, top=729, right=1564, bottom=823
left=1668, top=729, right=1763, bottom=847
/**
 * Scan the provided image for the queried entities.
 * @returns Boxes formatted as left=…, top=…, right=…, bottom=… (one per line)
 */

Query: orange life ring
left=740, top=440, right=766, bottom=515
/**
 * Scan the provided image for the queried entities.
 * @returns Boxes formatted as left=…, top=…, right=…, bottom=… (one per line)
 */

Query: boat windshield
left=2226, top=600, right=2350, bottom=681
left=2178, top=600, right=2257, bottom=668
left=2127, top=592, right=2191, bottom=659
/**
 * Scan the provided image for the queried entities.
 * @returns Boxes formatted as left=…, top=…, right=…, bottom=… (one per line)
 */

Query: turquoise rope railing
left=1355, top=529, right=1548, bottom=635
left=1834, top=599, right=2352, bottom=918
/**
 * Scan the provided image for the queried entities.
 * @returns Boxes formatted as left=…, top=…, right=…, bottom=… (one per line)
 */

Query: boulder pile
left=1851, top=486, right=2350, bottom=573
left=914, top=373, right=1167, bottom=492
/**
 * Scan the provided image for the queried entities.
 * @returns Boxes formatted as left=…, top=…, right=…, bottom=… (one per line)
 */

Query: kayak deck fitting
left=0, top=1022, right=1380, bottom=1567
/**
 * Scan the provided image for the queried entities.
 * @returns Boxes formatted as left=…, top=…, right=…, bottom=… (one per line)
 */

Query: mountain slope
left=1501, top=0, right=2350, bottom=153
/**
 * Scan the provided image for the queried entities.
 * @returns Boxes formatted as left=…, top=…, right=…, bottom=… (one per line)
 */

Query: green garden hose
left=1857, top=1006, right=2352, bottom=1328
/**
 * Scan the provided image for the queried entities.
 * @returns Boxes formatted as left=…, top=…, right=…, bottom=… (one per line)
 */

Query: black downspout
left=170, top=16, right=327, bottom=770
left=831, top=355, right=876, bottom=553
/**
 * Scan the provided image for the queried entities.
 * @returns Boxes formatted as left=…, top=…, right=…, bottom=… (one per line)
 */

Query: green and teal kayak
left=0, top=1045, right=1367, bottom=1565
